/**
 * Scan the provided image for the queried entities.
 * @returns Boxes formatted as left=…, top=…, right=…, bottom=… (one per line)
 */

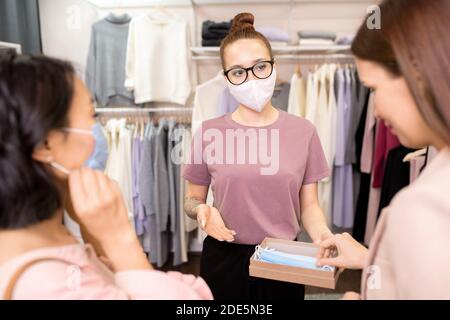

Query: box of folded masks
left=249, top=238, right=341, bottom=289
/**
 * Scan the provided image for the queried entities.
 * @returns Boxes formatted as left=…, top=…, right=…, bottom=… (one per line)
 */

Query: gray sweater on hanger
left=86, top=13, right=135, bottom=107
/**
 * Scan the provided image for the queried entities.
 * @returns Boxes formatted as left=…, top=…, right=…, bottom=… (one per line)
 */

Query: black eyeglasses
left=224, top=60, right=275, bottom=85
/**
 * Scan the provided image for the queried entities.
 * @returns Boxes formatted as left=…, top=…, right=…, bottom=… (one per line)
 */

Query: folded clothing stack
left=297, top=30, right=337, bottom=46
left=201, top=20, right=231, bottom=47
left=255, top=245, right=335, bottom=272
left=256, top=26, right=290, bottom=46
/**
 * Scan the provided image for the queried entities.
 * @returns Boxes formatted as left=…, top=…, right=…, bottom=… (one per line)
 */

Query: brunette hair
left=352, top=0, right=450, bottom=145
left=220, top=12, right=274, bottom=69
left=0, top=51, right=75, bottom=229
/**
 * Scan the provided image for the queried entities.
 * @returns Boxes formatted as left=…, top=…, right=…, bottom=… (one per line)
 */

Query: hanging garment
left=372, top=120, right=400, bottom=188
left=139, top=123, right=157, bottom=261
left=0, top=0, right=42, bottom=54
left=314, top=64, right=337, bottom=225
left=360, top=93, right=376, bottom=173
left=287, top=73, right=307, bottom=117
left=332, top=68, right=354, bottom=228
left=218, top=86, right=239, bottom=115
left=363, top=119, right=393, bottom=244
left=345, top=69, right=370, bottom=164
left=86, top=14, right=135, bottom=107
left=272, top=82, right=291, bottom=111
left=377, top=146, right=415, bottom=218
left=192, top=72, right=228, bottom=134
left=132, top=134, right=146, bottom=237
left=104, top=119, right=135, bottom=229
left=125, top=14, right=191, bottom=105
left=179, top=127, right=196, bottom=263
left=153, top=120, right=171, bottom=267
left=167, top=120, right=184, bottom=266
left=352, top=91, right=371, bottom=242
left=305, top=70, right=320, bottom=123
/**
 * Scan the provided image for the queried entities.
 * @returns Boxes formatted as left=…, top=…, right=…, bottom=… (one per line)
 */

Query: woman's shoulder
left=0, top=244, right=118, bottom=299
left=0, top=244, right=92, bottom=274
left=279, top=111, right=317, bottom=137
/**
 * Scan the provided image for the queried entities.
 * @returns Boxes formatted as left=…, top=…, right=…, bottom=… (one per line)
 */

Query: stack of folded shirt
left=335, top=34, right=355, bottom=45
left=256, top=26, right=290, bottom=46
left=201, top=20, right=231, bottom=47
left=297, top=30, right=337, bottom=46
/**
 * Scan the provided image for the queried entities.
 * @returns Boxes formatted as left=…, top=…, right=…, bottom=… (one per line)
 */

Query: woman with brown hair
left=183, top=13, right=332, bottom=300
left=317, top=0, right=450, bottom=299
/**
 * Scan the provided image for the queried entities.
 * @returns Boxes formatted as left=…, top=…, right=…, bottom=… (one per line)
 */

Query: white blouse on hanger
left=125, top=14, right=191, bottom=105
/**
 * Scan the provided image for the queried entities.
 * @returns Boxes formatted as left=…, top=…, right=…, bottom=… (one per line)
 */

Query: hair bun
left=230, top=12, right=255, bottom=34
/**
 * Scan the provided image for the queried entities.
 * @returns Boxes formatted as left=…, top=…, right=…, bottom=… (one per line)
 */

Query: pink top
left=362, top=147, right=450, bottom=299
left=182, top=110, right=330, bottom=245
left=0, top=244, right=213, bottom=300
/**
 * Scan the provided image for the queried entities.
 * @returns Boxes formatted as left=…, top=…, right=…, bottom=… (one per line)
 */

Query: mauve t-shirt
left=182, top=110, right=330, bottom=244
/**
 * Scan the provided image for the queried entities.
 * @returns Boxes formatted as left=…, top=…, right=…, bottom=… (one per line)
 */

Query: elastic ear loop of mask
left=49, top=161, right=71, bottom=175
left=62, top=128, right=93, bottom=136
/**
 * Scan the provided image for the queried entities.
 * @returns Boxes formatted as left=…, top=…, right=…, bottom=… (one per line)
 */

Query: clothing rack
left=95, top=107, right=193, bottom=113
left=0, top=41, right=22, bottom=53
left=191, top=46, right=354, bottom=61
left=86, top=0, right=192, bottom=9
left=192, top=53, right=354, bottom=61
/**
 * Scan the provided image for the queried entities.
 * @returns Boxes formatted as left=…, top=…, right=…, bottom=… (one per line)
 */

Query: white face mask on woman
left=227, top=68, right=277, bottom=113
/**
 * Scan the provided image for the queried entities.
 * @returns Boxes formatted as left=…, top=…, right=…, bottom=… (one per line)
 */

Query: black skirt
left=200, top=236, right=305, bottom=300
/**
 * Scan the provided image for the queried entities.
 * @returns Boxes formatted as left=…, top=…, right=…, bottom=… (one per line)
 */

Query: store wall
left=38, top=0, right=374, bottom=95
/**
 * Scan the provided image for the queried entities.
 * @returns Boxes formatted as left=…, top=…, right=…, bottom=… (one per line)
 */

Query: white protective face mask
left=227, top=68, right=277, bottom=113
left=49, top=127, right=95, bottom=175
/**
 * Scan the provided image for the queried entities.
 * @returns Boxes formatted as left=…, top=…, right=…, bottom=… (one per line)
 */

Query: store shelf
left=191, top=45, right=351, bottom=55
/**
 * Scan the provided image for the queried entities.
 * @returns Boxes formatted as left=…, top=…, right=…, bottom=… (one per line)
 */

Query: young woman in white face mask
left=183, top=13, right=332, bottom=300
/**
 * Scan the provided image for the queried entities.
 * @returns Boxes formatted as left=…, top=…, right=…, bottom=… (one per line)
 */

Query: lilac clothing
left=332, top=69, right=354, bottom=228
left=132, top=136, right=146, bottom=236
left=0, top=244, right=212, bottom=300
left=182, top=110, right=330, bottom=245
left=256, top=26, right=289, bottom=42
left=218, top=87, right=239, bottom=115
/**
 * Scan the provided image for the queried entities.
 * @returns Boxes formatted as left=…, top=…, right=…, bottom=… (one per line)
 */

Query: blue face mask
left=49, top=123, right=108, bottom=175
left=85, top=123, right=108, bottom=171
left=255, top=246, right=335, bottom=272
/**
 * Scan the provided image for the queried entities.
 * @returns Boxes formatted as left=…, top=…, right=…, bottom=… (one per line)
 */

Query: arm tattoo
left=184, top=196, right=205, bottom=220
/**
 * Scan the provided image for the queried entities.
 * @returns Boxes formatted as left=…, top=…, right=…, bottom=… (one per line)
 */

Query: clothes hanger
left=148, top=4, right=174, bottom=23
left=294, top=64, right=302, bottom=78
left=403, top=148, right=427, bottom=162
left=111, top=0, right=126, bottom=16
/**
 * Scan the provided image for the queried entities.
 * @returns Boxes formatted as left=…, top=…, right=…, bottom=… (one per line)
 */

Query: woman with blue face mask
left=183, top=13, right=333, bottom=300
left=0, top=52, right=212, bottom=300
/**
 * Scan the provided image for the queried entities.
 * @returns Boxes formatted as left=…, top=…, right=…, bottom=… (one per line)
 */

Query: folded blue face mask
left=255, top=245, right=335, bottom=272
